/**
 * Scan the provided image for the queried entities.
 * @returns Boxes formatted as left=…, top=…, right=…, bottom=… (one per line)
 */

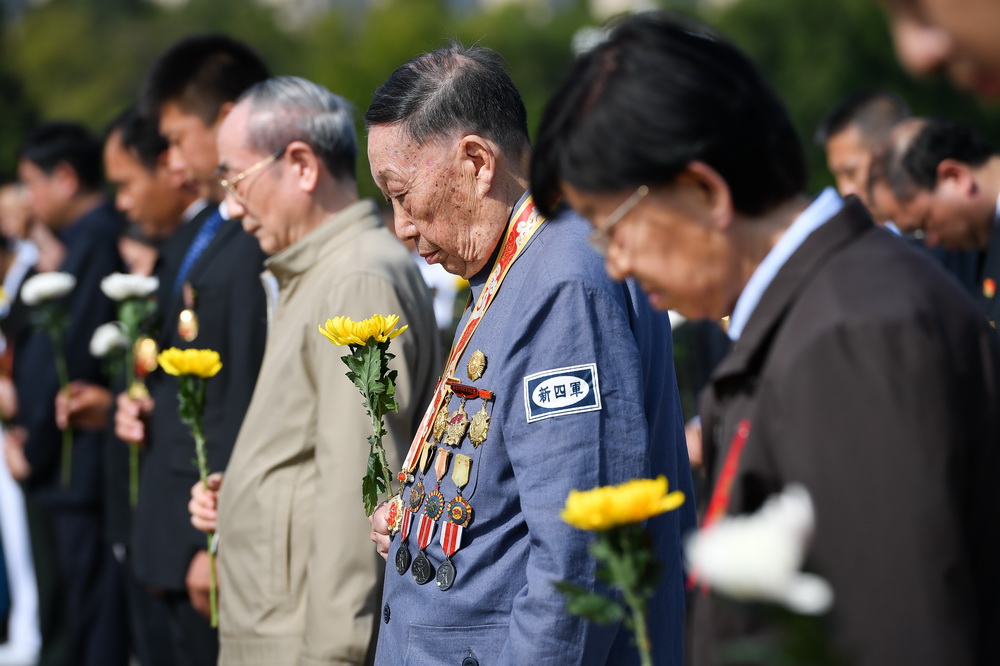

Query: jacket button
left=383, top=603, right=390, bottom=624
left=462, top=658, right=479, bottom=666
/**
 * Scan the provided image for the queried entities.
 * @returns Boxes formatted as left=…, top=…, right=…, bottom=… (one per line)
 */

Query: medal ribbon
left=400, top=508, right=414, bottom=542
left=687, top=418, right=751, bottom=591
left=440, top=522, right=464, bottom=558
left=415, top=514, right=437, bottom=550
left=401, top=197, right=546, bottom=474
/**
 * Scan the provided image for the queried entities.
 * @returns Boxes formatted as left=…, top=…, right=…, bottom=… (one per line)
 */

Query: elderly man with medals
left=366, top=44, right=696, bottom=666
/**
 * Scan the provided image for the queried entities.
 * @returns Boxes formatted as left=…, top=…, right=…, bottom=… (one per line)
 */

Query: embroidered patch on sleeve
left=523, top=363, right=601, bottom=423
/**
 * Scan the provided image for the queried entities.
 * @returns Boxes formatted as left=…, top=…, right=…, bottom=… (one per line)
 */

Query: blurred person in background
left=878, top=0, right=1000, bottom=99
left=814, top=89, right=911, bottom=213
left=816, top=90, right=978, bottom=293
left=869, top=116, right=1000, bottom=326
left=532, top=12, right=1000, bottom=665
left=13, top=121, right=127, bottom=666
left=113, top=34, right=269, bottom=666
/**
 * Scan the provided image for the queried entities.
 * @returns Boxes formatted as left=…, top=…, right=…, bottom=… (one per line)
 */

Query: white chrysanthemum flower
left=21, top=272, right=76, bottom=306
left=90, top=322, right=128, bottom=359
left=686, top=484, right=834, bottom=615
left=100, top=273, right=159, bottom=301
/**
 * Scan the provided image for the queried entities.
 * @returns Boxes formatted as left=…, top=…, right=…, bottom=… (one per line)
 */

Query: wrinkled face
left=561, top=181, right=736, bottom=320
left=17, top=159, right=71, bottom=228
left=826, top=126, right=874, bottom=207
left=881, top=0, right=1000, bottom=97
left=159, top=101, right=223, bottom=200
left=104, top=131, right=187, bottom=240
left=216, top=103, right=289, bottom=255
left=368, top=124, right=492, bottom=278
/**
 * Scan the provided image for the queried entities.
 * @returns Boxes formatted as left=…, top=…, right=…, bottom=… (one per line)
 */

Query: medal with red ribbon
left=435, top=453, right=474, bottom=591
left=397, top=197, right=546, bottom=479
left=411, top=511, right=438, bottom=585
left=394, top=508, right=414, bottom=576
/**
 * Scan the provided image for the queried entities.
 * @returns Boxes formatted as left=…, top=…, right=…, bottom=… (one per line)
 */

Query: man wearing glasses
left=113, top=34, right=269, bottom=666
left=189, top=75, right=438, bottom=665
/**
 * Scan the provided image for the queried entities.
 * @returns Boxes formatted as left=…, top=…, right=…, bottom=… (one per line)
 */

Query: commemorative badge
left=467, top=350, right=487, bottom=381
left=431, top=387, right=452, bottom=442
left=444, top=401, right=470, bottom=447
left=386, top=493, right=404, bottom=537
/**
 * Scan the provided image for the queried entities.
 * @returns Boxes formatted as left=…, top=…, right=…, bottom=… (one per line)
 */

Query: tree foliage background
left=1, top=0, right=997, bottom=198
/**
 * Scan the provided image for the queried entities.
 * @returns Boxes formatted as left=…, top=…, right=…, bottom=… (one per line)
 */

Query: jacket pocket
left=404, top=622, right=508, bottom=666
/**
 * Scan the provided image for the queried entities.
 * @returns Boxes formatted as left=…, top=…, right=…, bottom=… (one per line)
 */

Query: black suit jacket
left=977, top=222, right=1000, bottom=327
left=14, top=201, right=124, bottom=506
left=131, top=207, right=268, bottom=591
left=692, top=200, right=1000, bottom=666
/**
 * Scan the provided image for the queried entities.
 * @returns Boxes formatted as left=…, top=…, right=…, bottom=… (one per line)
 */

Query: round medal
left=395, top=543, right=412, bottom=575
left=408, top=481, right=425, bottom=512
left=411, top=551, right=434, bottom=585
left=424, top=489, right=445, bottom=521
left=447, top=497, right=473, bottom=527
left=467, top=350, right=487, bottom=381
left=436, top=558, right=457, bottom=591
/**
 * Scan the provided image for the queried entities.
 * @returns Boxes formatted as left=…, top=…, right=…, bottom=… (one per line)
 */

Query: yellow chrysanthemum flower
left=157, top=348, right=223, bottom=378
left=318, top=314, right=408, bottom=346
left=561, top=476, right=685, bottom=531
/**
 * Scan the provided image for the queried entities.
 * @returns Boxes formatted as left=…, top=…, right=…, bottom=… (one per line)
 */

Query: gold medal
left=469, top=402, right=491, bottom=448
left=451, top=454, right=472, bottom=491
left=467, top=350, right=487, bottom=381
left=178, top=309, right=198, bottom=342
left=419, top=440, right=435, bottom=474
left=444, top=400, right=470, bottom=447
left=134, top=337, right=159, bottom=376
left=178, top=282, right=199, bottom=341
left=386, top=493, right=404, bottom=536
left=431, top=390, right=451, bottom=442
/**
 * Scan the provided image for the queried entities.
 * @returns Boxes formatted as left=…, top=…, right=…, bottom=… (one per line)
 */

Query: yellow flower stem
left=193, top=424, right=219, bottom=628
left=606, top=528, right=653, bottom=666
left=52, top=342, right=72, bottom=488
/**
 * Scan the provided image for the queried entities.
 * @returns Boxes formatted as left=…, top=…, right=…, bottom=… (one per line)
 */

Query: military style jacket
left=376, top=195, right=696, bottom=666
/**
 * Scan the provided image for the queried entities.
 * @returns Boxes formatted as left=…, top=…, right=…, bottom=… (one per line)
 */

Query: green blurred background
left=0, top=0, right=997, bottom=201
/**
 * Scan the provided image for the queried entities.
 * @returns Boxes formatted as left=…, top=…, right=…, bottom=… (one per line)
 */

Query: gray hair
left=240, top=75, right=357, bottom=181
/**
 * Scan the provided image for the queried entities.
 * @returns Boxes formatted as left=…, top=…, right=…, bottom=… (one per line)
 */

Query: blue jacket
left=376, top=198, right=696, bottom=666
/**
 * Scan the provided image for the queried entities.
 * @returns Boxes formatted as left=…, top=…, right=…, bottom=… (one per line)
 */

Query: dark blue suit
left=13, top=200, right=127, bottom=666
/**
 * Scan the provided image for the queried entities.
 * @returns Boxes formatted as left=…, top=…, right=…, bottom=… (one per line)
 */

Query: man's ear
left=457, top=135, right=497, bottom=197
left=51, top=161, right=81, bottom=200
left=211, top=102, right=236, bottom=132
left=936, top=159, right=976, bottom=197
left=287, top=140, right=320, bottom=193
left=675, top=160, right=735, bottom=231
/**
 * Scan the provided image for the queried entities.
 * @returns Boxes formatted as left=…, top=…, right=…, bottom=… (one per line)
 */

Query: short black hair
left=18, top=121, right=104, bottom=192
left=814, top=90, right=911, bottom=147
left=364, top=43, right=530, bottom=159
left=904, top=118, right=995, bottom=191
left=105, top=105, right=167, bottom=172
left=140, top=33, right=270, bottom=125
left=531, top=12, right=807, bottom=218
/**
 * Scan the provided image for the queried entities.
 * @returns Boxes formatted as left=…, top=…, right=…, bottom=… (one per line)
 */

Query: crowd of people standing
left=0, top=1, right=999, bottom=664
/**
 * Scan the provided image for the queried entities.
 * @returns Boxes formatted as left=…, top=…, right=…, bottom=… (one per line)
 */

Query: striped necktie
left=173, top=208, right=225, bottom=298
